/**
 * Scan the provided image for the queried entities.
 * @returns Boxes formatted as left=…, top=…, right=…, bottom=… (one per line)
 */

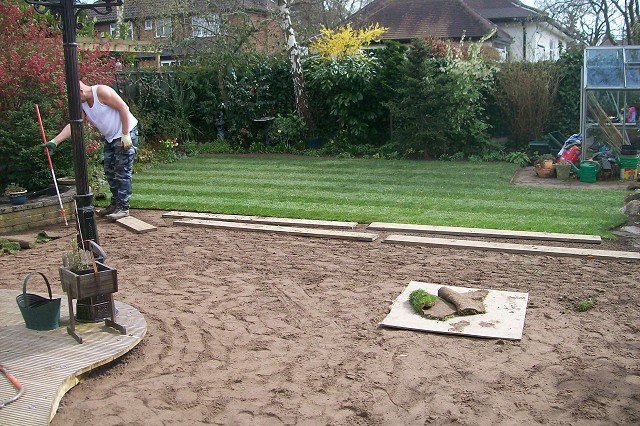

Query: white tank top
left=82, top=85, right=138, bottom=143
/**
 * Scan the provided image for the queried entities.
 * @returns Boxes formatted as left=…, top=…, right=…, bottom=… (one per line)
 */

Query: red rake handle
left=35, top=104, right=68, bottom=227
left=35, top=104, right=55, bottom=170
left=0, top=364, right=23, bottom=409
left=0, top=365, right=22, bottom=391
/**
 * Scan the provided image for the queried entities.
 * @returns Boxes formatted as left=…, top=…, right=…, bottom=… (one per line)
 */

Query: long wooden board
left=368, top=222, right=601, bottom=244
left=174, top=219, right=378, bottom=242
left=383, top=234, right=640, bottom=261
left=163, top=211, right=357, bottom=230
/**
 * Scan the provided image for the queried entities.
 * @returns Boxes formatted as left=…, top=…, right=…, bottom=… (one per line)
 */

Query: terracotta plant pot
left=534, top=162, right=556, bottom=178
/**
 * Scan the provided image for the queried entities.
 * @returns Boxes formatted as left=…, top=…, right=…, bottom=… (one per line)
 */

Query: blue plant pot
left=10, top=194, right=27, bottom=205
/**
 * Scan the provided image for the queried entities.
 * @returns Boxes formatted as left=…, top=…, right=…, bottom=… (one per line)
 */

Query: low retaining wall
left=0, top=188, right=75, bottom=234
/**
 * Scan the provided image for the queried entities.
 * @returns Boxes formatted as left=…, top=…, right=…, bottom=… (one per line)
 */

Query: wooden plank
left=368, top=222, right=602, bottom=244
left=174, top=219, right=378, bottom=242
left=116, top=215, right=157, bottom=233
left=163, top=211, right=358, bottom=230
left=383, top=234, right=640, bottom=261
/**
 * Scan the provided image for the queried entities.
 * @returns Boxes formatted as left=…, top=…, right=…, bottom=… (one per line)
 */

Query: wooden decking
left=0, top=289, right=146, bottom=425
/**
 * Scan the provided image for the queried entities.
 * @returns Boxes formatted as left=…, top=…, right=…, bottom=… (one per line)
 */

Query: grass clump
left=577, top=298, right=595, bottom=312
left=0, top=239, right=21, bottom=255
left=409, top=289, right=438, bottom=315
left=36, top=232, right=52, bottom=244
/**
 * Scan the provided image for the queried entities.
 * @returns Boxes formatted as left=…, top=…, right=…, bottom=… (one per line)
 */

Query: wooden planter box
left=59, top=262, right=118, bottom=299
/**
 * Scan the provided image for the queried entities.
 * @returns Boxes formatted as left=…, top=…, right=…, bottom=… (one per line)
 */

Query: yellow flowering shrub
left=309, top=24, right=387, bottom=60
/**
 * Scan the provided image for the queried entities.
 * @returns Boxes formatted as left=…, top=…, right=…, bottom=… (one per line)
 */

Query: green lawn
left=130, top=155, right=627, bottom=237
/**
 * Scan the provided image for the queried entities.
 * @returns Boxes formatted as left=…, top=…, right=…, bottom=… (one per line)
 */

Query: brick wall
left=0, top=195, right=75, bottom=234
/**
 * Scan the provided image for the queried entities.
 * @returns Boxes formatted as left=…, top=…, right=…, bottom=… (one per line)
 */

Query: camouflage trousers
left=103, top=127, right=138, bottom=210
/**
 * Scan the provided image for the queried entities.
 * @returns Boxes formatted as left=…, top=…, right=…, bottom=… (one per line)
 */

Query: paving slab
left=380, top=281, right=528, bottom=340
left=383, top=234, right=640, bottom=261
left=115, top=215, right=157, bottom=233
left=163, top=211, right=357, bottom=230
left=368, top=222, right=601, bottom=244
left=174, top=219, right=378, bottom=242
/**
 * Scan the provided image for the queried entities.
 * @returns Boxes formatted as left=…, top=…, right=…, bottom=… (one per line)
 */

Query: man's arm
left=46, top=112, right=92, bottom=154
left=50, top=123, right=72, bottom=144
left=45, top=123, right=71, bottom=153
left=96, top=85, right=131, bottom=136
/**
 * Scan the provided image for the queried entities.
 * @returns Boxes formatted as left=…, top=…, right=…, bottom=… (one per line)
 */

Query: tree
left=276, top=0, right=312, bottom=127
left=0, top=1, right=114, bottom=190
left=537, top=0, right=640, bottom=45
left=278, top=0, right=375, bottom=41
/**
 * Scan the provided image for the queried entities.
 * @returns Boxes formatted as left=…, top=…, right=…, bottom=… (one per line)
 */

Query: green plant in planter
left=61, top=239, right=93, bottom=272
left=4, top=183, right=26, bottom=196
left=4, top=183, right=27, bottom=205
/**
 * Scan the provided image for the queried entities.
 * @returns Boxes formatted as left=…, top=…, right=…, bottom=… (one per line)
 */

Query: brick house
left=87, top=0, right=283, bottom=67
left=348, top=0, right=575, bottom=61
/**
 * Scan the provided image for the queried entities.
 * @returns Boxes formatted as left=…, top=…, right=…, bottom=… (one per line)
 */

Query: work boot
left=97, top=203, right=117, bottom=217
left=106, top=208, right=129, bottom=221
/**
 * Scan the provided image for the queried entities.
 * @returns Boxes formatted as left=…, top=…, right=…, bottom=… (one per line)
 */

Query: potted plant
left=4, top=183, right=27, bottom=205
left=58, top=239, right=121, bottom=343
left=533, top=154, right=556, bottom=178
left=61, top=239, right=93, bottom=274
left=59, top=239, right=118, bottom=300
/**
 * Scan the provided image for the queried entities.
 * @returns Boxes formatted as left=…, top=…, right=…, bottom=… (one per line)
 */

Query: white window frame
left=144, top=19, right=153, bottom=30
left=549, top=40, right=557, bottom=60
left=109, top=21, right=134, bottom=39
left=155, top=18, right=172, bottom=38
left=191, top=14, right=220, bottom=38
left=160, top=59, right=179, bottom=67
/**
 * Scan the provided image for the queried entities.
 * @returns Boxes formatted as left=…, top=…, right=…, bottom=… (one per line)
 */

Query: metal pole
left=60, top=0, right=99, bottom=246
left=60, top=0, right=108, bottom=322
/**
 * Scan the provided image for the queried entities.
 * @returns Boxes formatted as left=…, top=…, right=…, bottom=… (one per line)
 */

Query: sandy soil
left=1, top=210, right=639, bottom=425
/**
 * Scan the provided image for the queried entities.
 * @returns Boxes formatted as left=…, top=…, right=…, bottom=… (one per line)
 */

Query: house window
left=497, top=47, right=508, bottom=61
left=109, top=21, right=133, bottom=39
left=155, top=18, right=172, bottom=38
left=144, top=19, right=152, bottom=30
left=191, top=15, right=220, bottom=38
left=160, top=59, right=179, bottom=67
left=536, top=44, right=546, bottom=61
left=549, top=40, right=557, bottom=60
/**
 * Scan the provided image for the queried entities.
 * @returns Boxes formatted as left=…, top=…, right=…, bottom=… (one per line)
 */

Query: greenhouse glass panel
left=586, top=49, right=624, bottom=87
left=625, top=48, right=640, bottom=63
left=627, top=65, right=640, bottom=88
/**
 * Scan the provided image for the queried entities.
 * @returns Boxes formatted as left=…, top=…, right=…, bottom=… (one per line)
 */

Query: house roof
left=465, top=0, right=576, bottom=39
left=349, top=0, right=511, bottom=42
left=88, top=0, right=275, bottom=23
left=464, top=0, right=539, bottom=21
